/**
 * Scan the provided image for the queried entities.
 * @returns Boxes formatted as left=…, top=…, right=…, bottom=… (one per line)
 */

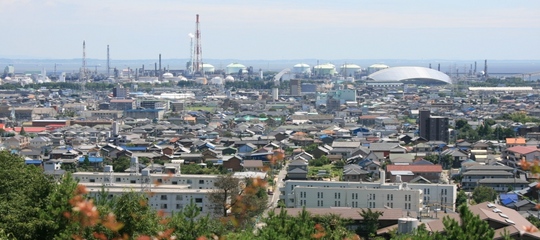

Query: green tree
left=357, top=208, right=383, bottom=239
left=168, top=200, right=225, bottom=240
left=441, top=204, right=494, bottom=240
left=455, top=119, right=469, bottom=130
left=472, top=186, right=497, bottom=204
left=112, top=156, right=131, bottom=172
left=0, top=151, right=55, bottom=239
left=455, top=190, right=468, bottom=208
left=19, top=126, right=26, bottom=136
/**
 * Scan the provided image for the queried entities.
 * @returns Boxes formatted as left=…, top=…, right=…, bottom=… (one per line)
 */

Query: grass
left=308, top=164, right=343, bottom=180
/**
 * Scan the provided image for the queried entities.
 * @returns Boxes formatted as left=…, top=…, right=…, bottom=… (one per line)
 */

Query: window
left=160, top=195, right=167, bottom=200
left=199, top=180, right=205, bottom=184
left=172, top=181, right=178, bottom=185
left=161, top=204, right=168, bottom=209
left=176, top=195, right=183, bottom=201
left=187, top=180, right=192, bottom=184
left=89, top=179, right=95, bottom=183
left=195, top=198, right=203, bottom=203
left=157, top=179, right=163, bottom=183
left=176, top=204, right=183, bottom=209
left=130, top=180, right=136, bottom=184
left=116, top=178, right=121, bottom=182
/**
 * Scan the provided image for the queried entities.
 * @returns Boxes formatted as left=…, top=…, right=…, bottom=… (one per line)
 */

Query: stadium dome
left=367, top=66, right=452, bottom=85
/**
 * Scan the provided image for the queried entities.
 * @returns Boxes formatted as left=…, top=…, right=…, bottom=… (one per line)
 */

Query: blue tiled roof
left=121, top=146, right=147, bottom=151
left=25, top=160, right=43, bottom=165
left=79, top=157, right=104, bottom=163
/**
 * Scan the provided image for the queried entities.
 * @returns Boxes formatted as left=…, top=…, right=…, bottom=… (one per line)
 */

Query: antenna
left=194, top=14, right=203, bottom=76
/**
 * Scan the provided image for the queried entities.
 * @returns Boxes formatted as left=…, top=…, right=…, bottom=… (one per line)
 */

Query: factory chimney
left=159, top=54, right=162, bottom=81
left=437, top=63, right=440, bottom=71
left=474, top=61, right=477, bottom=75
left=484, top=59, right=488, bottom=78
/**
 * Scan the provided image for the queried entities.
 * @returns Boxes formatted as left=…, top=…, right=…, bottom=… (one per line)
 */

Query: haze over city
left=1, top=0, right=540, bottom=60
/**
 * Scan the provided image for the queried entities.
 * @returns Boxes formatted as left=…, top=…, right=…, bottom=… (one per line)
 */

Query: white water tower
left=397, top=217, right=419, bottom=234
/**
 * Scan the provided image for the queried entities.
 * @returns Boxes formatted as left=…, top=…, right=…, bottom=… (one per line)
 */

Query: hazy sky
left=1, top=0, right=540, bottom=60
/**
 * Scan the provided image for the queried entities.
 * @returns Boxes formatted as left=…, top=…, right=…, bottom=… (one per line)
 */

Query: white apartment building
left=280, top=173, right=456, bottom=212
left=73, top=172, right=219, bottom=190
left=292, top=186, right=422, bottom=212
left=82, top=182, right=212, bottom=215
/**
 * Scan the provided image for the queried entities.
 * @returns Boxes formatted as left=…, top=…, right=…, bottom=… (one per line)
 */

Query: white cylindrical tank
left=341, top=64, right=361, bottom=77
left=368, top=64, right=389, bottom=74
left=202, top=63, right=215, bottom=74
left=226, top=63, right=247, bottom=74
left=380, top=171, right=386, bottom=184
left=129, top=157, right=139, bottom=173
left=314, top=63, right=336, bottom=76
left=397, top=217, right=419, bottom=234
left=59, top=72, right=66, bottom=82
left=396, top=174, right=402, bottom=183
left=272, top=87, right=279, bottom=101
left=104, top=165, right=113, bottom=172
left=293, top=63, right=311, bottom=74
left=210, top=76, right=224, bottom=85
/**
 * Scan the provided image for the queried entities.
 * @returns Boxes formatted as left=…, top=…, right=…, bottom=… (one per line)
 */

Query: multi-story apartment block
left=280, top=173, right=456, bottom=212
left=74, top=169, right=222, bottom=215
left=82, top=182, right=212, bottom=215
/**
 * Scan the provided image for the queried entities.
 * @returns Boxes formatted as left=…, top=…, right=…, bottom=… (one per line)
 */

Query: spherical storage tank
left=368, top=64, right=389, bottom=74
left=293, top=63, right=311, bottom=74
left=225, top=75, right=235, bottom=82
left=314, top=63, right=336, bottom=75
left=210, top=76, right=224, bottom=85
left=162, top=72, right=174, bottom=79
left=340, top=64, right=361, bottom=77
left=226, top=63, right=247, bottom=74
left=202, top=63, right=215, bottom=74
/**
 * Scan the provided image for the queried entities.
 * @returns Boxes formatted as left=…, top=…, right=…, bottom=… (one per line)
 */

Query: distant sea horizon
left=1, top=58, right=540, bottom=76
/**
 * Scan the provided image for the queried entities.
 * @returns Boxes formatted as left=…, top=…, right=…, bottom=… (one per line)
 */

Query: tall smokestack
left=474, top=61, right=477, bottom=75
left=159, top=54, right=162, bottom=80
left=437, top=63, right=440, bottom=71
left=484, top=59, right=488, bottom=78
left=107, top=45, right=110, bottom=77
left=429, top=63, right=431, bottom=69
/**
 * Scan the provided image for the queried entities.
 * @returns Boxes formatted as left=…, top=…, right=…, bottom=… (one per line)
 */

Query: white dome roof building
left=340, top=64, right=362, bottom=77
left=225, top=63, right=247, bottom=75
left=368, top=64, right=390, bottom=74
left=293, top=63, right=311, bottom=74
left=313, top=63, right=336, bottom=76
left=367, top=66, right=452, bottom=85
